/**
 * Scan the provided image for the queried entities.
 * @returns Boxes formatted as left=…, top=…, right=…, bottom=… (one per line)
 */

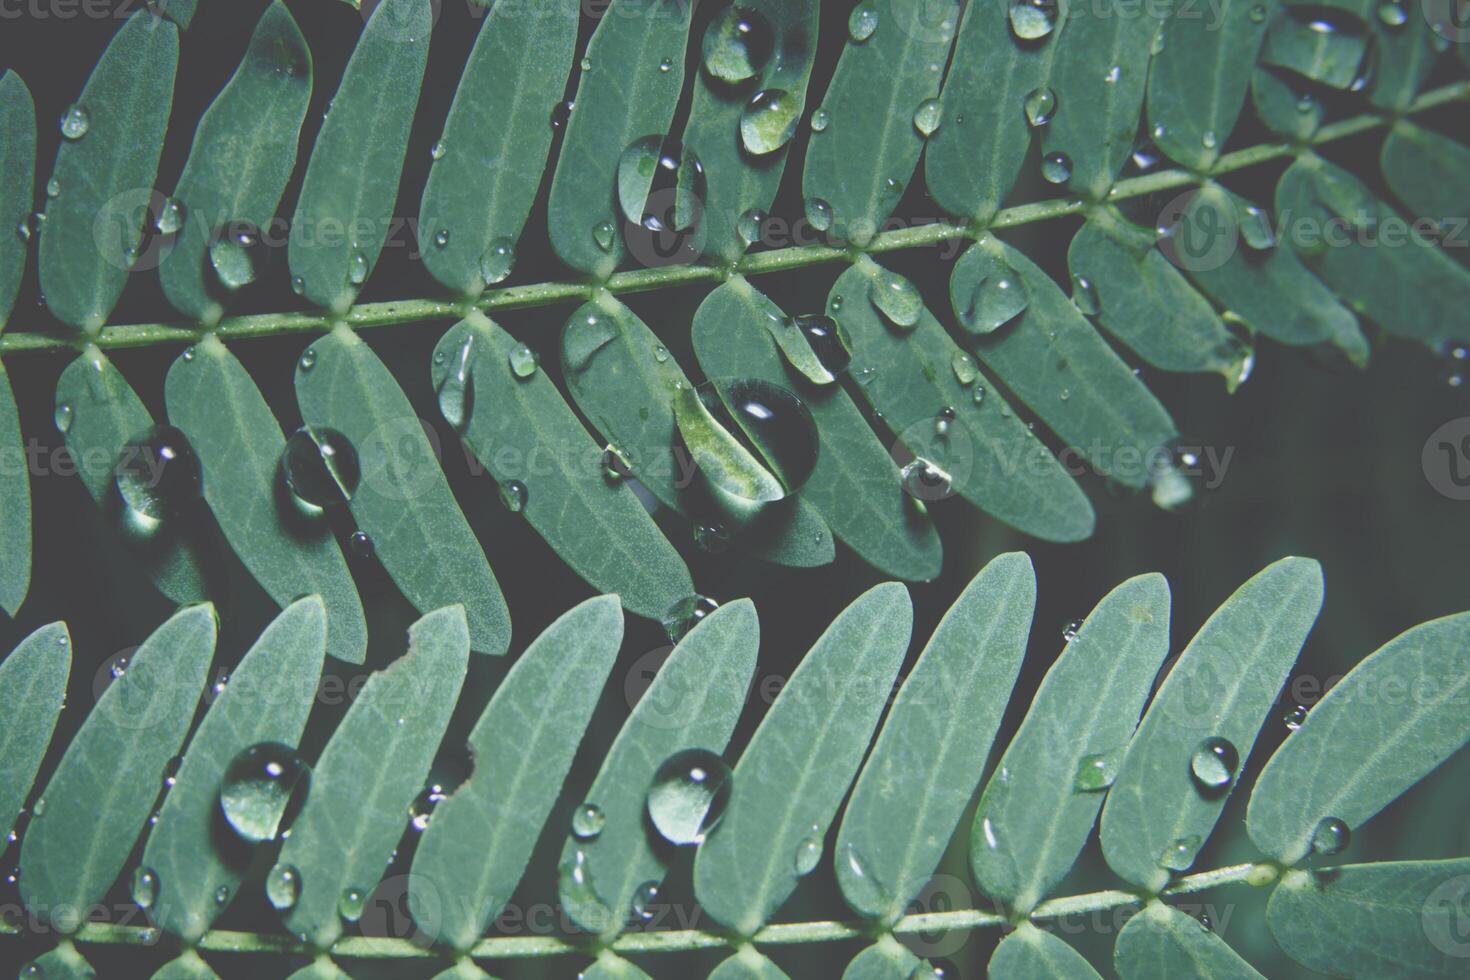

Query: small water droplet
left=647, top=748, right=733, bottom=845
left=806, top=197, right=834, bottom=232
left=220, top=742, right=311, bottom=843
left=935, top=405, right=956, bottom=437
left=53, top=403, right=73, bottom=434
left=811, top=107, right=830, bottom=132
left=508, top=342, right=539, bottom=379
left=1009, top=0, right=1058, bottom=39
left=291, top=275, right=306, bottom=296
left=214, top=884, right=231, bottom=908
left=1198, top=912, right=1214, bottom=931
left=972, top=383, right=986, bottom=405
left=849, top=0, right=880, bottom=41
left=901, top=458, right=953, bottom=501
left=659, top=57, right=673, bottom=73
left=429, top=139, right=446, bottom=161
left=1104, top=65, right=1121, bottom=84
left=592, top=219, right=617, bottom=252
left=1061, top=619, right=1083, bottom=642
left=45, top=177, right=60, bottom=199
left=550, top=99, right=574, bottom=131
left=616, top=135, right=705, bottom=236
left=631, top=880, right=660, bottom=921
left=738, top=208, right=767, bottom=246
left=281, top=426, right=361, bottom=517
left=1189, top=737, right=1240, bottom=794
left=740, top=88, right=800, bottom=155
left=693, top=523, right=731, bottom=553
left=437, top=333, right=476, bottom=432
left=1284, top=704, right=1308, bottom=730
left=1250, top=2, right=1267, bottom=21
left=155, top=198, right=184, bottom=236
left=433, top=228, right=450, bottom=249
left=794, top=831, right=823, bottom=876
left=581, top=56, right=593, bottom=72
left=1024, top=87, right=1056, bottom=126
left=1070, top=274, right=1099, bottom=315
left=60, top=104, right=90, bottom=140
left=500, top=479, right=528, bottom=513
left=1377, top=0, right=1408, bottom=26
left=349, top=530, right=375, bottom=559
left=114, top=425, right=204, bottom=532
left=1240, top=205, right=1276, bottom=250
left=208, top=223, right=264, bottom=292
left=1160, top=835, right=1201, bottom=872
left=662, top=594, right=719, bottom=643
left=868, top=270, right=923, bottom=329
left=338, top=887, right=366, bottom=922
left=1041, top=151, right=1072, bottom=184
left=347, top=251, right=369, bottom=286
left=1074, top=749, right=1122, bottom=791
left=571, top=803, right=605, bottom=841
left=952, top=352, right=978, bottom=385
left=131, top=867, right=159, bottom=909
left=701, top=4, right=774, bottom=83
left=1202, top=130, right=1218, bottom=150
left=1311, top=817, right=1350, bottom=855
left=480, top=237, right=516, bottom=286
left=913, top=98, right=943, bottom=137
left=602, top=443, right=633, bottom=482
left=652, top=343, right=670, bottom=363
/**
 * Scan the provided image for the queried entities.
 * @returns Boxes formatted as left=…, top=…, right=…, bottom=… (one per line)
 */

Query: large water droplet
left=794, top=830, right=823, bottom=876
left=959, top=264, right=1029, bottom=334
left=267, top=864, right=300, bottom=910
left=347, top=250, right=369, bottom=286
left=1074, top=747, right=1123, bottom=791
left=592, top=220, right=617, bottom=252
left=1239, top=205, right=1276, bottom=251
left=1024, top=87, right=1056, bottom=126
left=806, top=197, right=834, bottom=232
left=602, top=443, right=634, bottom=482
left=208, top=223, right=264, bottom=292
left=1041, top=151, right=1072, bottom=184
left=701, top=4, right=774, bottom=83
left=1189, top=737, right=1240, bottom=794
left=281, top=425, right=361, bottom=517
left=913, top=98, right=943, bottom=137
left=507, top=342, right=539, bottom=380
left=1283, top=704, right=1308, bottom=730
left=500, top=480, right=528, bottom=513
left=571, top=803, right=605, bottom=841
left=630, top=880, right=660, bottom=921
left=480, top=237, right=516, bottom=286
left=901, top=458, right=954, bottom=501
left=869, top=270, right=923, bottom=329
left=738, top=208, right=767, bottom=247
left=114, top=425, right=204, bottom=533
left=131, top=867, right=159, bottom=909
left=1009, top=0, right=1059, bottom=39
left=740, top=89, right=800, bottom=155
left=675, top=378, right=820, bottom=508
left=1160, top=835, right=1201, bottom=872
left=952, top=351, right=978, bottom=385
left=647, top=748, right=732, bottom=845
left=338, top=887, right=366, bottom=922
left=662, top=594, right=719, bottom=643
left=810, top=107, right=830, bottom=132
left=794, top=314, right=852, bottom=378
left=849, top=1, right=880, bottom=40
left=1311, top=816, right=1350, bottom=855
left=60, top=104, right=90, bottom=140
left=219, top=742, right=310, bottom=843
left=617, top=135, right=705, bottom=235
left=437, top=333, right=476, bottom=432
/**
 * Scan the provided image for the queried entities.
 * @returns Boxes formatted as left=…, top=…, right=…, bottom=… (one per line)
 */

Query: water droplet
left=53, top=403, right=73, bottom=434
left=114, top=425, right=203, bottom=532
left=592, top=219, right=617, bottom=252
left=1377, top=0, right=1407, bottom=27
left=849, top=0, right=880, bottom=41
left=1250, top=3, right=1267, bottom=21
left=581, top=56, right=593, bottom=72
left=503, top=342, right=538, bottom=381
left=701, top=4, right=774, bottom=83
left=500, top=479, right=529, bottom=513
left=433, top=228, right=450, bottom=249
left=1284, top=704, right=1308, bottom=730
left=629, top=880, right=660, bottom=922
left=659, top=57, right=673, bottom=73
left=1311, top=817, right=1350, bottom=855
left=281, top=426, right=361, bottom=517
left=208, top=223, right=264, bottom=292
left=794, top=831, right=823, bottom=876
left=59, top=104, right=89, bottom=140
left=602, top=443, right=633, bottom=482
left=806, top=197, right=834, bottom=232
left=347, top=250, right=369, bottom=286
left=740, top=88, right=800, bottom=155
left=959, top=265, right=1029, bottom=334
left=794, top=314, right=852, bottom=376
left=935, top=406, right=956, bottom=437
left=1240, top=205, right=1276, bottom=250
left=550, top=99, right=574, bottom=131
left=480, top=237, right=516, bottom=286
left=339, top=887, right=365, bottom=922
left=45, top=177, right=60, bottom=199
left=913, top=98, right=943, bottom=137
left=652, top=343, right=670, bottom=363
left=1296, top=91, right=1316, bottom=114
left=1041, top=151, right=1072, bottom=184
left=952, top=352, right=978, bottom=385
left=972, top=383, right=986, bottom=405
left=810, top=107, right=830, bottom=132
left=738, top=208, right=767, bottom=246
left=616, top=135, right=705, bottom=234
left=1074, top=748, right=1122, bottom=791
left=1024, top=87, right=1056, bottom=126
left=437, top=333, right=476, bottom=432
left=349, top=530, right=375, bottom=559
left=131, top=867, right=158, bottom=909
left=1160, top=835, right=1201, bottom=872
left=662, top=594, right=719, bottom=643
left=1130, top=141, right=1160, bottom=174
left=1009, top=0, right=1058, bottom=40
left=1198, top=912, right=1213, bottom=931
left=1061, top=619, right=1083, bottom=642
left=291, top=275, right=306, bottom=296
left=155, top=198, right=184, bottom=236
left=901, top=458, right=954, bottom=501
left=219, top=742, right=311, bottom=843
left=1202, top=130, right=1218, bottom=150
left=647, top=748, right=732, bottom=845
left=693, top=523, right=731, bottom=553
left=214, top=884, right=230, bottom=908
left=1104, top=65, right=1121, bottom=84
left=869, top=270, right=923, bottom=329
left=571, top=803, right=605, bottom=841
left=429, top=139, right=446, bottom=161
left=1070, top=274, right=1099, bottom=315
left=1189, top=737, right=1240, bottom=794
left=266, top=863, right=299, bottom=910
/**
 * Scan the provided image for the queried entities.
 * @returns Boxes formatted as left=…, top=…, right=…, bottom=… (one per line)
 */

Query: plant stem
left=0, top=862, right=1266, bottom=963
left=1, top=80, right=1464, bottom=359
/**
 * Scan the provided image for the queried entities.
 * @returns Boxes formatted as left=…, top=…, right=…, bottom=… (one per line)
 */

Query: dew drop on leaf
left=214, top=884, right=230, bottom=908
left=740, top=88, right=800, bottom=155
left=1041, top=151, right=1072, bottom=184
left=433, top=228, right=450, bottom=249
left=265, top=864, right=301, bottom=911
left=935, top=406, right=956, bottom=437
left=1160, top=834, right=1201, bottom=872
left=901, top=458, right=954, bottom=501
left=338, top=887, right=365, bottom=923
left=849, top=1, right=879, bottom=41
left=806, top=197, right=834, bottom=232
left=479, top=237, right=516, bottom=286
left=571, top=803, right=605, bottom=841
left=507, top=342, right=539, bottom=380
left=1250, top=2, right=1267, bottom=20
left=208, top=223, right=264, bottom=292
left=349, top=530, right=375, bottom=559
left=701, top=4, right=773, bottom=83
left=1378, top=0, right=1408, bottom=26
left=602, top=443, right=633, bottom=482
left=1061, top=619, right=1083, bottom=642
left=868, top=270, right=923, bottom=329
left=810, top=107, right=830, bottom=132
left=437, top=333, right=476, bottom=432
left=114, top=424, right=204, bottom=532
left=1070, top=273, right=1100, bottom=315
left=155, top=198, right=184, bottom=236
left=794, top=313, right=852, bottom=377
left=1074, top=748, right=1122, bottom=791
left=549, top=99, right=574, bottom=131
left=347, top=250, right=369, bottom=286
left=1311, top=816, right=1350, bottom=855
left=738, top=208, right=767, bottom=247
left=59, top=104, right=89, bottom=140
left=281, top=426, right=361, bottom=517
left=662, top=594, right=719, bottom=643
left=130, top=867, right=158, bottom=909
left=46, top=176, right=60, bottom=199
left=793, top=831, right=823, bottom=876
left=1284, top=704, right=1309, bottom=730
left=219, top=742, right=311, bottom=844
left=1024, top=86, right=1056, bottom=126
left=1239, top=205, right=1276, bottom=251
left=53, top=403, right=73, bottom=434
left=952, top=351, right=978, bottom=385
left=959, top=267, right=1029, bottom=334
left=631, top=880, right=660, bottom=921
left=500, top=480, right=528, bottom=514
left=913, top=98, right=943, bottom=137
left=1189, top=737, right=1240, bottom=794
left=647, top=748, right=732, bottom=845
left=429, top=138, right=446, bottom=161
left=616, top=135, right=704, bottom=234
left=693, top=523, right=731, bottom=553
left=1008, top=0, right=1058, bottom=40
left=592, top=219, right=617, bottom=252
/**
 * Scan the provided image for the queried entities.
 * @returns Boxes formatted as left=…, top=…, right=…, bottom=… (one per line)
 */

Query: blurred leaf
left=1369, top=11, right=1437, bottom=110
left=1379, top=121, right=1470, bottom=228
left=141, top=597, right=327, bottom=942
left=558, top=599, right=757, bottom=937
left=278, top=605, right=470, bottom=948
left=0, top=363, right=30, bottom=615
left=37, top=10, right=178, bottom=332
left=165, top=336, right=366, bottom=664
left=990, top=923, right=1103, bottom=979
left=1250, top=65, right=1323, bottom=140
left=24, top=942, right=95, bottom=980
left=431, top=312, right=692, bottom=621
left=695, top=582, right=912, bottom=936
left=841, top=941, right=919, bottom=979
left=1114, top=902, right=1264, bottom=979
left=970, top=574, right=1171, bottom=914
left=20, top=604, right=216, bottom=927
left=410, top=595, right=622, bottom=951
left=1248, top=611, right=1470, bottom=864
left=0, top=622, right=70, bottom=842
left=580, top=954, right=653, bottom=980
left=295, top=326, right=510, bottom=655
left=836, top=553, right=1035, bottom=920
left=418, top=0, right=576, bottom=295
left=1101, top=558, right=1323, bottom=891
left=1259, top=9, right=1369, bottom=89
left=288, top=0, right=429, bottom=311
left=1268, top=859, right=1470, bottom=979
left=158, top=1, right=312, bottom=323
left=708, top=951, right=791, bottom=979
left=0, top=70, right=34, bottom=331
left=151, top=950, right=220, bottom=980
left=801, top=0, right=960, bottom=243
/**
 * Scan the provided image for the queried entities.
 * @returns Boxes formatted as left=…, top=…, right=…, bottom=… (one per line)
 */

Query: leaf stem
left=0, top=862, right=1266, bottom=962
left=1, top=81, right=1464, bottom=358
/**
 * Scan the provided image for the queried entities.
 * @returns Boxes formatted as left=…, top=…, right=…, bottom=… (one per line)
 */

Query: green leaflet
left=925, top=0, right=1059, bottom=223
left=429, top=963, right=492, bottom=980
left=431, top=312, right=692, bottom=621
left=409, top=595, right=623, bottom=951
left=951, top=239, right=1178, bottom=491
left=0, top=362, right=30, bottom=614
left=1169, top=184, right=1361, bottom=353
left=1041, top=0, right=1163, bottom=200
left=55, top=348, right=213, bottom=604
left=694, top=582, right=913, bottom=936
left=1369, top=10, right=1437, bottom=110
left=165, top=336, right=366, bottom=664
left=835, top=262, right=1094, bottom=541
left=1250, top=66, right=1323, bottom=141
left=1067, top=214, right=1247, bottom=387
left=288, top=0, right=429, bottom=312
left=688, top=279, right=939, bottom=579
left=970, top=574, right=1171, bottom=914
left=581, top=954, right=654, bottom=980
left=1259, top=8, right=1370, bottom=89
left=1380, top=121, right=1470, bottom=227
left=841, top=940, right=920, bottom=979
left=681, top=0, right=819, bottom=263
left=37, top=11, right=178, bottom=333
left=557, top=599, right=758, bottom=937
left=1099, top=558, right=1323, bottom=892
left=708, top=951, right=791, bottom=979
left=296, top=326, right=510, bottom=655
left=836, top=553, right=1035, bottom=921
left=22, top=942, right=95, bottom=980
left=19, top=604, right=217, bottom=928
left=990, top=923, right=1103, bottom=979
left=156, top=0, right=196, bottom=30
left=1247, top=611, right=1470, bottom=865
left=1276, top=155, right=1470, bottom=346
left=284, top=959, right=351, bottom=980
left=140, top=597, right=328, bottom=943
left=0, top=622, right=70, bottom=842
left=1114, top=902, right=1264, bottom=979
left=418, top=0, right=576, bottom=295
left=278, top=605, right=470, bottom=949
left=545, top=0, right=692, bottom=278
left=1146, top=0, right=1272, bottom=171
left=801, top=0, right=960, bottom=244
left=560, top=293, right=834, bottom=569
left=1268, top=860, right=1470, bottom=978
left=151, top=950, right=221, bottom=980
left=157, top=1, right=312, bottom=324
left=0, top=70, right=35, bottom=331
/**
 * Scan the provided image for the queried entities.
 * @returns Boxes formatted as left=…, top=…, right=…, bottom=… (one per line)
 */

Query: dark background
left=2, top=0, right=1468, bottom=976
